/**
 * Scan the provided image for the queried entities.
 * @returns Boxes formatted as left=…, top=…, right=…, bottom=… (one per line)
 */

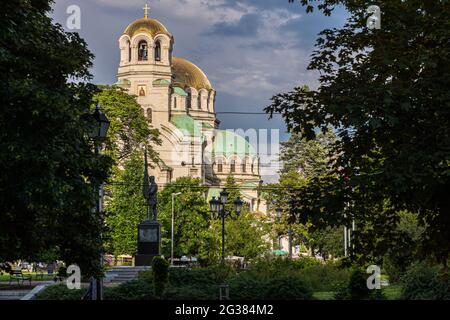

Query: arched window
left=173, top=97, right=177, bottom=109
left=217, top=159, right=223, bottom=173
left=230, top=160, right=236, bottom=173
left=241, top=158, right=247, bottom=173
left=138, top=40, right=148, bottom=61
left=155, top=41, right=161, bottom=61
left=197, top=95, right=202, bottom=110
left=251, top=162, right=254, bottom=173
left=128, top=41, right=131, bottom=62
left=147, top=108, right=152, bottom=123
left=187, top=91, right=191, bottom=109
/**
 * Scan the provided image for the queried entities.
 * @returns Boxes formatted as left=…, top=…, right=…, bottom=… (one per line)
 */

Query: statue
left=143, top=147, right=158, bottom=221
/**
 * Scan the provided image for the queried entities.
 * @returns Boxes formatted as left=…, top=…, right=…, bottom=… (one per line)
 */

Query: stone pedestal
left=135, top=220, right=161, bottom=266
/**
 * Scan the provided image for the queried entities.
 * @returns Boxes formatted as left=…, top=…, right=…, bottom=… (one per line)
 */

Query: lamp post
left=275, top=207, right=283, bottom=250
left=209, top=189, right=243, bottom=263
left=88, top=103, right=110, bottom=300
left=171, top=192, right=182, bottom=267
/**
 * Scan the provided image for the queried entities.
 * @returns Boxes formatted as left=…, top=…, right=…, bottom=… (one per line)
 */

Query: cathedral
left=115, top=7, right=265, bottom=213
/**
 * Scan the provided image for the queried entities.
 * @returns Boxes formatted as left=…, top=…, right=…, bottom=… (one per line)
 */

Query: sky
left=51, top=0, right=348, bottom=181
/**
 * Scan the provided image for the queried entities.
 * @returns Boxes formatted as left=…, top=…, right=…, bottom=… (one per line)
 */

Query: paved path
left=0, top=281, right=55, bottom=300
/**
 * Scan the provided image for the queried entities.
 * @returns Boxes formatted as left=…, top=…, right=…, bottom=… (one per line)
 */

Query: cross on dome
left=143, top=3, right=150, bottom=19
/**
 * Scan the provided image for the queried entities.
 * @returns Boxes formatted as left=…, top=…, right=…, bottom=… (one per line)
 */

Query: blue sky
left=51, top=0, right=348, bottom=180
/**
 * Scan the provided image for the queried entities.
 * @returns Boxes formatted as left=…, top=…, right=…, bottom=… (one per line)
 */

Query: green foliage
left=105, top=151, right=146, bottom=256
left=157, top=176, right=269, bottom=263
left=157, top=177, right=214, bottom=261
left=152, top=256, right=169, bottom=298
left=220, top=176, right=271, bottom=261
left=93, top=86, right=160, bottom=163
left=104, top=279, right=155, bottom=300
left=229, top=273, right=313, bottom=300
left=273, top=0, right=450, bottom=263
left=245, top=257, right=319, bottom=279
left=280, top=130, right=336, bottom=178
left=36, top=284, right=86, bottom=300
left=383, top=211, right=425, bottom=283
left=308, top=226, right=344, bottom=260
left=333, top=268, right=385, bottom=300
left=261, top=131, right=336, bottom=258
left=99, top=86, right=160, bottom=258
left=0, top=0, right=111, bottom=276
left=400, top=262, right=450, bottom=300
left=301, top=263, right=351, bottom=292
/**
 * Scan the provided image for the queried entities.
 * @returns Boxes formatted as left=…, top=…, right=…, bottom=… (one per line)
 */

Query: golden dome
left=172, top=57, right=213, bottom=91
left=123, top=18, right=171, bottom=38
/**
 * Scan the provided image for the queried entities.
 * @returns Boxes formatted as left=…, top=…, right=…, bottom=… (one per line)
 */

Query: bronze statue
left=143, top=147, right=158, bottom=221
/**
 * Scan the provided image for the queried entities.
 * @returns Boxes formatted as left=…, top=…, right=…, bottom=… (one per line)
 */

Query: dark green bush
left=36, top=284, right=86, bottom=300
left=401, top=262, right=450, bottom=300
left=104, top=279, right=155, bottom=300
left=152, top=256, right=169, bottom=298
left=229, top=273, right=313, bottom=300
left=163, top=285, right=217, bottom=300
left=301, top=263, right=351, bottom=291
left=333, top=269, right=385, bottom=300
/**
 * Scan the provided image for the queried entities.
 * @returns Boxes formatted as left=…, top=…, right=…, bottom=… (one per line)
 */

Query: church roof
left=172, top=57, right=213, bottom=91
left=123, top=17, right=171, bottom=38
left=170, top=114, right=201, bottom=136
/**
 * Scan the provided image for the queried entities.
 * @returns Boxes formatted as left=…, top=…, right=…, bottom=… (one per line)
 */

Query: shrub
left=36, top=284, right=86, bottom=300
left=104, top=279, right=155, bottom=300
left=152, top=256, right=169, bottom=298
left=229, top=272, right=313, bottom=300
left=244, top=257, right=320, bottom=280
left=400, top=262, right=450, bottom=300
left=301, top=263, right=351, bottom=292
left=163, top=285, right=217, bottom=300
left=333, top=269, right=385, bottom=300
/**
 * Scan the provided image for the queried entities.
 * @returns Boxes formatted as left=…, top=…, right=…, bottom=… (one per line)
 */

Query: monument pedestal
left=135, top=220, right=161, bottom=266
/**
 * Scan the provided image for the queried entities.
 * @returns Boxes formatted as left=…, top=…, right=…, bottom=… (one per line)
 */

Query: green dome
left=170, top=114, right=200, bottom=136
left=213, top=130, right=257, bottom=157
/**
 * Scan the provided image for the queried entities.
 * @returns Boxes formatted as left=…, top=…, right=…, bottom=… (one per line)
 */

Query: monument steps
left=104, top=266, right=150, bottom=284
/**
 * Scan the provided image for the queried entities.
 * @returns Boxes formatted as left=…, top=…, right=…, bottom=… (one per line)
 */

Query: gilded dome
left=123, top=18, right=171, bottom=38
left=172, top=57, right=213, bottom=91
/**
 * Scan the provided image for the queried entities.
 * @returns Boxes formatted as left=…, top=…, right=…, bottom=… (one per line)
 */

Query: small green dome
left=213, top=130, right=256, bottom=157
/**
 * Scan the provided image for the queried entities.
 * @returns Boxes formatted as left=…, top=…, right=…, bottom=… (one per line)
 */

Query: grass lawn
left=383, top=284, right=403, bottom=300
left=313, top=284, right=403, bottom=300
left=313, top=291, right=335, bottom=300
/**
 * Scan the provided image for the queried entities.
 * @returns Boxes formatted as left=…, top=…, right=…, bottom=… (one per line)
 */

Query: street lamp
left=171, top=192, right=182, bottom=266
left=88, top=103, right=110, bottom=144
left=209, top=189, right=242, bottom=263
left=275, top=207, right=283, bottom=221
left=88, top=103, right=110, bottom=300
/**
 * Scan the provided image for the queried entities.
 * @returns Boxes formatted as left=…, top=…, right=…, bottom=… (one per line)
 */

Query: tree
left=220, top=176, right=271, bottom=261
left=307, top=227, right=344, bottom=260
left=105, top=151, right=146, bottom=257
left=93, top=86, right=160, bottom=163
left=157, top=177, right=215, bottom=261
left=96, top=86, right=160, bottom=258
left=261, top=131, right=337, bottom=257
left=0, top=0, right=111, bottom=276
left=267, top=1, right=450, bottom=263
